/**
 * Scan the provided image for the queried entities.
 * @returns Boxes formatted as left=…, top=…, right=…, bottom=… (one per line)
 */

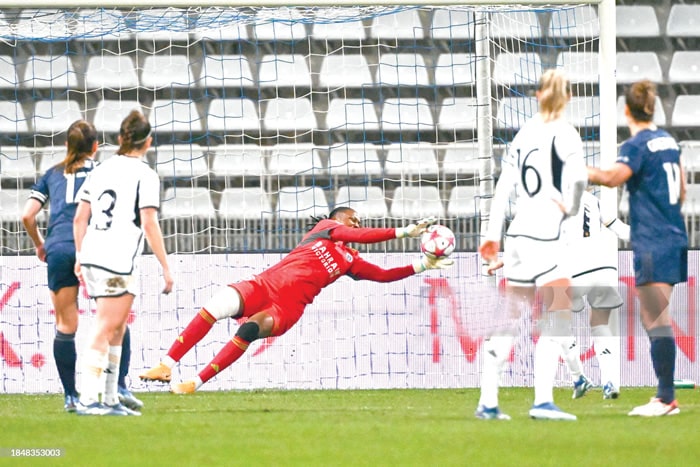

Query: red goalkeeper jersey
left=255, top=219, right=415, bottom=307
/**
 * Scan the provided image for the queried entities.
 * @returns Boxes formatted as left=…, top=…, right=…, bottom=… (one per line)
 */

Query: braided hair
left=117, top=110, right=151, bottom=155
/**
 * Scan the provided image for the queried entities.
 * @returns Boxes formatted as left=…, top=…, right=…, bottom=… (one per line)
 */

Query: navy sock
left=648, top=326, right=676, bottom=404
left=118, top=326, right=131, bottom=390
left=53, top=331, right=77, bottom=397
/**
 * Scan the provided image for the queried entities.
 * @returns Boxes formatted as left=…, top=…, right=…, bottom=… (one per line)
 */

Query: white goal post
left=0, top=1, right=632, bottom=394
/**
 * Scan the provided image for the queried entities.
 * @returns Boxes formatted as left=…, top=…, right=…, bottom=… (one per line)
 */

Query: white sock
left=478, top=333, right=515, bottom=408
left=103, top=345, right=122, bottom=406
left=162, top=355, right=176, bottom=368
left=561, top=336, right=584, bottom=382
left=194, top=377, right=203, bottom=390
left=533, top=335, right=562, bottom=405
left=80, top=349, right=108, bottom=405
left=591, top=325, right=620, bottom=389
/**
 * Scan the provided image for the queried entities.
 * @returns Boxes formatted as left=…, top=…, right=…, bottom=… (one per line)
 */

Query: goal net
left=0, top=3, right=617, bottom=393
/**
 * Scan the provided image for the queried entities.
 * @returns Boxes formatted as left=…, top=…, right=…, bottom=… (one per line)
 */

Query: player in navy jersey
left=21, top=120, right=141, bottom=412
left=140, top=208, right=452, bottom=393
left=588, top=80, right=687, bottom=417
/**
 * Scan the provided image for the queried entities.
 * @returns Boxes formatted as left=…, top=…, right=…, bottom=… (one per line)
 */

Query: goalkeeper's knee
left=203, top=286, right=243, bottom=320
left=236, top=321, right=260, bottom=343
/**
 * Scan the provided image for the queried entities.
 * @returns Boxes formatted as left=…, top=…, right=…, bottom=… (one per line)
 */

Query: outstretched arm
left=329, top=217, right=436, bottom=244
left=588, top=163, right=633, bottom=188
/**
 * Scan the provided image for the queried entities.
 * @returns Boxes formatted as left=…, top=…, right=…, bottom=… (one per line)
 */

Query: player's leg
left=50, top=285, right=80, bottom=411
left=101, top=295, right=134, bottom=409
left=560, top=287, right=592, bottom=399
left=141, top=285, right=244, bottom=382
left=171, top=309, right=277, bottom=394
left=476, top=284, right=527, bottom=420
left=589, top=307, right=620, bottom=399
left=530, top=275, right=576, bottom=420
left=117, top=326, right=144, bottom=410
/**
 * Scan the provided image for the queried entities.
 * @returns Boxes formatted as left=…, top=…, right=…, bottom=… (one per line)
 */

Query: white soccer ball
left=420, top=224, right=456, bottom=259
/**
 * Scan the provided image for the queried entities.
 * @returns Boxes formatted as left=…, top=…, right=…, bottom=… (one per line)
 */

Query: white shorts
left=503, top=236, right=569, bottom=287
left=82, top=265, right=139, bottom=298
left=570, top=266, right=623, bottom=312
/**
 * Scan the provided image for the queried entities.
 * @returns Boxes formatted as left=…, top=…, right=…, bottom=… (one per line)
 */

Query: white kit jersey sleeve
left=78, top=156, right=161, bottom=274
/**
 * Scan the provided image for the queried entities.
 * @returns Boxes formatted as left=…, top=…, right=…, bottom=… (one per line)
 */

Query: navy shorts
left=46, top=243, right=79, bottom=292
left=634, top=244, right=688, bottom=286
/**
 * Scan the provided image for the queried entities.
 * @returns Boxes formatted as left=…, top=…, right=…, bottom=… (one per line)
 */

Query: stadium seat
left=153, top=144, right=209, bottom=179
left=490, top=10, right=543, bottom=39
left=276, top=186, right=329, bottom=219
left=548, top=5, right=599, bottom=39
left=376, top=53, right=430, bottom=87
left=437, top=97, right=478, bottom=132
left=318, top=55, right=373, bottom=89
left=495, top=96, right=538, bottom=129
left=335, top=185, right=388, bottom=218
left=434, top=53, right=477, bottom=87
left=493, top=52, right=542, bottom=87
left=327, top=144, right=383, bottom=178
left=389, top=185, right=445, bottom=219
left=0, top=189, right=35, bottom=222
left=36, top=146, right=65, bottom=174
left=206, top=98, right=259, bottom=133
left=369, top=9, right=424, bottom=40
left=210, top=144, right=266, bottom=177
left=20, top=54, right=78, bottom=90
left=616, top=96, right=665, bottom=128
left=681, top=141, right=700, bottom=174
left=193, top=8, right=248, bottom=41
left=311, top=10, right=366, bottom=40
left=672, top=96, right=700, bottom=128
left=140, top=55, right=194, bottom=89
left=442, top=144, right=481, bottom=178
left=85, top=56, right=138, bottom=91
left=325, top=98, right=380, bottom=132
left=0, top=147, right=35, bottom=180
left=161, top=187, right=216, bottom=219
left=384, top=144, right=439, bottom=179
left=258, top=54, right=311, bottom=88
left=446, top=185, right=479, bottom=218
left=566, top=96, right=600, bottom=128
left=429, top=9, right=473, bottom=40
left=93, top=100, right=142, bottom=134
left=14, top=9, right=73, bottom=40
left=666, top=5, right=700, bottom=38
left=132, top=8, right=190, bottom=41
left=268, top=144, right=324, bottom=177
left=556, top=52, right=599, bottom=84
left=199, top=55, right=254, bottom=89
left=381, top=98, right=433, bottom=132
left=32, top=100, right=82, bottom=134
left=253, top=17, right=307, bottom=41
left=73, top=8, right=128, bottom=41
left=616, top=5, right=660, bottom=38
left=149, top=99, right=203, bottom=133
left=0, top=55, right=18, bottom=89
left=0, top=101, right=29, bottom=133
left=262, top=97, right=316, bottom=133
left=668, top=52, right=700, bottom=84
left=218, top=187, right=273, bottom=220
left=616, top=52, right=663, bottom=85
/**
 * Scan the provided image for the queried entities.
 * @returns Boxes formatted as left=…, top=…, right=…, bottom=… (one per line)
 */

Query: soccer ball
left=420, top=225, right=456, bottom=259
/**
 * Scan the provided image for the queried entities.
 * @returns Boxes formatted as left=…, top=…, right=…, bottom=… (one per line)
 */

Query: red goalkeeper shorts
left=231, top=279, right=305, bottom=336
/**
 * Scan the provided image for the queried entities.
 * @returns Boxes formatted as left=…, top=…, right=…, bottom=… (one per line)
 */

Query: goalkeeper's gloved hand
left=413, top=255, right=455, bottom=273
left=395, top=216, right=438, bottom=238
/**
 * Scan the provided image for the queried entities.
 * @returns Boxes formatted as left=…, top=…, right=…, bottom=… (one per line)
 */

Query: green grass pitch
left=1, top=387, right=699, bottom=466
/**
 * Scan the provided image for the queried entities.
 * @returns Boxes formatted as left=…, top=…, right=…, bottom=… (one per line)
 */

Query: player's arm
left=603, top=217, right=630, bottom=242
left=588, top=162, right=633, bottom=188
left=346, top=254, right=452, bottom=282
left=73, top=200, right=91, bottom=279
left=329, top=217, right=436, bottom=243
left=141, top=207, right=173, bottom=294
left=480, top=161, right=516, bottom=265
left=21, top=197, right=46, bottom=261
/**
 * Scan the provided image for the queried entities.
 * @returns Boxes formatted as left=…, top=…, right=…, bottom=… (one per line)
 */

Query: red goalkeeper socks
left=198, top=336, right=251, bottom=383
left=167, top=309, right=217, bottom=362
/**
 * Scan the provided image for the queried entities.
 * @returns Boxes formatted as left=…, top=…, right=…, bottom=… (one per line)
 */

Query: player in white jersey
left=477, top=69, right=587, bottom=421
left=560, top=190, right=630, bottom=400
left=73, top=110, right=173, bottom=416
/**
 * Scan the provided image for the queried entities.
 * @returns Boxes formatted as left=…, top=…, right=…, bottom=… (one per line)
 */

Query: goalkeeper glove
left=413, top=255, right=455, bottom=273
left=396, top=216, right=438, bottom=238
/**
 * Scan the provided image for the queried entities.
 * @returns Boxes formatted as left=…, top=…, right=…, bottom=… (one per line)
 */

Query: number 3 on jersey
left=662, top=162, right=681, bottom=205
left=94, top=189, right=117, bottom=230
